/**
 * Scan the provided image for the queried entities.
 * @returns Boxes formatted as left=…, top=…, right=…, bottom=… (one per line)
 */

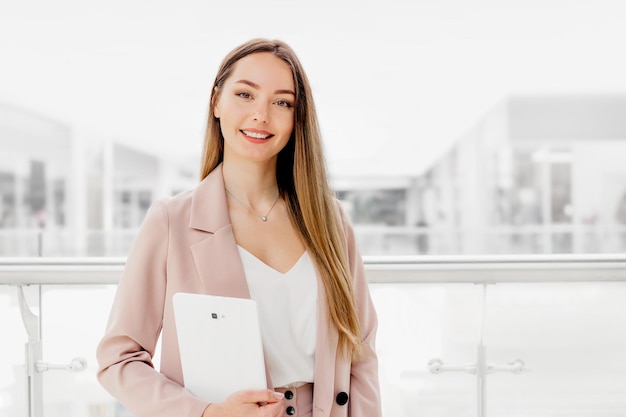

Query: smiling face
left=214, top=52, right=296, bottom=166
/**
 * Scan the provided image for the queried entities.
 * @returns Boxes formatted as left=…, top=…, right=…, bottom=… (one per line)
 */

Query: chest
left=229, top=201, right=305, bottom=274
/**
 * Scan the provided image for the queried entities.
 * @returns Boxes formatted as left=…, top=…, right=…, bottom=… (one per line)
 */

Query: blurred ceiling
left=1, top=0, right=625, bottom=177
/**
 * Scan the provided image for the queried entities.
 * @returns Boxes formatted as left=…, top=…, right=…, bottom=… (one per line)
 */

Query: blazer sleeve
left=96, top=200, right=210, bottom=417
left=337, top=202, right=383, bottom=417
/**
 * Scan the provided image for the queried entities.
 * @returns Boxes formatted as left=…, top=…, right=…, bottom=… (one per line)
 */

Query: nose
left=252, top=103, right=269, bottom=123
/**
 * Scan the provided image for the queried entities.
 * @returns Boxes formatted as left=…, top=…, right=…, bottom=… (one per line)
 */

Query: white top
left=237, top=246, right=317, bottom=388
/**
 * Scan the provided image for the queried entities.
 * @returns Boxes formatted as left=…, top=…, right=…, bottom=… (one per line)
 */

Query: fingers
left=269, top=390, right=285, bottom=402
left=256, top=390, right=285, bottom=417
left=231, top=389, right=284, bottom=404
left=202, top=390, right=285, bottom=417
left=211, top=389, right=284, bottom=417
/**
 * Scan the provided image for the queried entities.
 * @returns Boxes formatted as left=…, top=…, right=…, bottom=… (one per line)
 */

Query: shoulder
left=332, top=197, right=359, bottom=252
left=141, top=188, right=194, bottom=227
left=333, top=198, right=354, bottom=232
left=145, top=166, right=228, bottom=232
left=332, top=197, right=346, bottom=219
left=160, top=188, right=195, bottom=215
left=157, top=164, right=224, bottom=215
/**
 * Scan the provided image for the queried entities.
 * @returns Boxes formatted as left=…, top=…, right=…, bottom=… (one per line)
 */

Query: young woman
left=97, top=38, right=381, bottom=417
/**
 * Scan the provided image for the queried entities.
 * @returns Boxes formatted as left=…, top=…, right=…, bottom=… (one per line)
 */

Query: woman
left=97, top=38, right=381, bottom=417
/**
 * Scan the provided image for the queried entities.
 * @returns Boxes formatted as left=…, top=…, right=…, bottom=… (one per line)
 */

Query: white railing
left=2, top=254, right=626, bottom=417
left=2, top=253, right=626, bottom=285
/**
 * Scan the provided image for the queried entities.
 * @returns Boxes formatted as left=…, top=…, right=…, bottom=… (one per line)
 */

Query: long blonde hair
left=200, top=39, right=362, bottom=358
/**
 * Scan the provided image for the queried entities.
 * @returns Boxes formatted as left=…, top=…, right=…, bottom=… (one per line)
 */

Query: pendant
left=261, top=216, right=267, bottom=222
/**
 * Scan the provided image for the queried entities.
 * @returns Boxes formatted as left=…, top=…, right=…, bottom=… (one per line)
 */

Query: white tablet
left=172, top=293, right=267, bottom=403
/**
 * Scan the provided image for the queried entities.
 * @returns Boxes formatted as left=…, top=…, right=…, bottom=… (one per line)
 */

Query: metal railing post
left=18, top=285, right=43, bottom=417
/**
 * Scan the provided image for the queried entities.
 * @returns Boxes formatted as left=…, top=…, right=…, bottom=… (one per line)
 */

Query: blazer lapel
left=189, top=164, right=250, bottom=299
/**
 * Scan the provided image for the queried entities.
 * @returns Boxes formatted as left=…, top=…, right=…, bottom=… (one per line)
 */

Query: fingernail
left=273, top=392, right=285, bottom=400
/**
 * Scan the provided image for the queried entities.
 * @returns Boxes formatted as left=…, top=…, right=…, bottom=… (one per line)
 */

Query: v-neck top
left=237, top=246, right=318, bottom=388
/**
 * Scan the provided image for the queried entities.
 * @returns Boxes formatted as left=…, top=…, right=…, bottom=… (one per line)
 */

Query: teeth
left=242, top=130, right=270, bottom=139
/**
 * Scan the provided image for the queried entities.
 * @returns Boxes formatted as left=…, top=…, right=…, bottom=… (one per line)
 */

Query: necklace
left=226, top=189, right=280, bottom=222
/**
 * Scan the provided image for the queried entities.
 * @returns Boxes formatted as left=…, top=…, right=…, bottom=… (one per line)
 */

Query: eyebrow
left=234, top=79, right=295, bottom=96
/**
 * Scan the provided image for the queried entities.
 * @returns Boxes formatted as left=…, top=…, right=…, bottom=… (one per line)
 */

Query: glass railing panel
left=483, top=282, right=626, bottom=416
left=39, top=285, right=119, bottom=416
left=370, top=283, right=482, bottom=416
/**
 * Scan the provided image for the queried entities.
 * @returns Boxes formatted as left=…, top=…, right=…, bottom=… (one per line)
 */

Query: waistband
left=275, top=383, right=313, bottom=417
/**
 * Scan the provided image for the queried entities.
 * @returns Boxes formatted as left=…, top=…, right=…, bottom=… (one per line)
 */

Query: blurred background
left=1, top=0, right=626, bottom=416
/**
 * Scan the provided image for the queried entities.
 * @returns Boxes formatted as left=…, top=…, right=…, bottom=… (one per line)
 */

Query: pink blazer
left=96, top=165, right=381, bottom=417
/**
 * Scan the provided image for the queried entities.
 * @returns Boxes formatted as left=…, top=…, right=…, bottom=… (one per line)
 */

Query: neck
left=222, top=158, right=279, bottom=204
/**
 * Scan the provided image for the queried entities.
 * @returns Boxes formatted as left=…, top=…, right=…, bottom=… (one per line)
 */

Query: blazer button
left=336, top=391, right=349, bottom=406
left=286, top=405, right=296, bottom=415
left=284, top=390, right=294, bottom=400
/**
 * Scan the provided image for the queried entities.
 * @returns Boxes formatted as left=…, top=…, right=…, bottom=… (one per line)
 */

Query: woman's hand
left=202, top=389, right=285, bottom=417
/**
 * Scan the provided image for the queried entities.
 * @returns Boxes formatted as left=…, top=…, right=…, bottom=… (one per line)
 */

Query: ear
left=213, top=87, right=220, bottom=118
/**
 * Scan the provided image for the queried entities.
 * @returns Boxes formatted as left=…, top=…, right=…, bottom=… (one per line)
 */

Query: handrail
left=1, top=254, right=626, bottom=285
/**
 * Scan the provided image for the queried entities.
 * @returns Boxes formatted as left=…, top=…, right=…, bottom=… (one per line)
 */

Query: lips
left=241, top=129, right=273, bottom=140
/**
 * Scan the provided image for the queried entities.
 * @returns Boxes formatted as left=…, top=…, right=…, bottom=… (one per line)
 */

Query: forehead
left=227, top=52, right=295, bottom=90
